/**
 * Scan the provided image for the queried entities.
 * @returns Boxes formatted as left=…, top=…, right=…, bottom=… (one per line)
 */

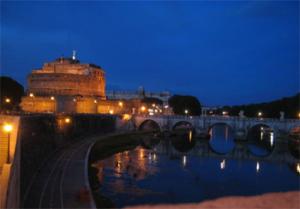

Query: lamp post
left=3, top=124, right=13, bottom=163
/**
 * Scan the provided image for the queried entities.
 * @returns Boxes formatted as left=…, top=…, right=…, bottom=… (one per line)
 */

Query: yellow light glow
left=94, top=100, right=97, bottom=104
left=188, top=130, right=192, bottom=142
left=50, top=96, right=55, bottom=100
left=296, top=163, right=300, bottom=174
left=73, top=98, right=77, bottom=102
left=122, top=114, right=131, bottom=121
left=185, top=109, right=189, bottom=114
left=118, top=101, right=123, bottom=107
left=29, top=93, right=34, bottom=97
left=5, top=98, right=11, bottom=103
left=3, top=124, right=13, bottom=133
left=109, top=110, right=114, bottom=115
left=141, top=106, right=146, bottom=112
left=258, top=112, right=262, bottom=117
left=152, top=103, right=155, bottom=107
left=64, top=118, right=71, bottom=124
left=222, top=111, right=227, bottom=115
left=298, top=112, right=300, bottom=118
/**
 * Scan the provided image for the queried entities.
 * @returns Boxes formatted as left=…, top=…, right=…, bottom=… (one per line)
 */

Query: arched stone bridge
left=133, top=115, right=300, bottom=137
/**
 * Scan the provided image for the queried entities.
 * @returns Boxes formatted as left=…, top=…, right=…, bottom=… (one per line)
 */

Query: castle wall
left=20, top=97, right=56, bottom=113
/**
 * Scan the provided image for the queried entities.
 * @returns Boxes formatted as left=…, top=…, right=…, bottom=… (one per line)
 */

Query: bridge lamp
left=258, top=112, right=263, bottom=117
left=184, top=109, right=189, bottom=115
left=3, top=123, right=13, bottom=163
left=222, top=111, right=227, bottom=116
left=5, top=98, right=11, bottom=103
left=64, top=117, right=71, bottom=124
left=141, top=106, right=146, bottom=112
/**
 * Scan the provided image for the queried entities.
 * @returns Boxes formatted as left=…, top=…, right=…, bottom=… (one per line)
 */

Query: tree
left=0, top=76, right=24, bottom=111
left=168, top=95, right=202, bottom=116
left=142, top=97, right=163, bottom=105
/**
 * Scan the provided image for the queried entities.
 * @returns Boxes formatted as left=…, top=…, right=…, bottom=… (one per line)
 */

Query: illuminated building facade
left=21, top=55, right=108, bottom=113
left=20, top=54, right=172, bottom=115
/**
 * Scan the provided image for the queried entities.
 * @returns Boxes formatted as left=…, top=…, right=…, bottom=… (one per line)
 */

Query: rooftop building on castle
left=27, top=56, right=105, bottom=98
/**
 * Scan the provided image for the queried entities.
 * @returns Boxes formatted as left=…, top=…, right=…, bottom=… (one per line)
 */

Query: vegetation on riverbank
left=218, top=93, right=300, bottom=118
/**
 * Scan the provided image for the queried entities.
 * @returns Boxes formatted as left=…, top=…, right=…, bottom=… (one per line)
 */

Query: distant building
left=106, top=86, right=172, bottom=103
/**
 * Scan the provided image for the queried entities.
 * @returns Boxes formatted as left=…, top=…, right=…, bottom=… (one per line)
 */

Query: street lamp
left=258, top=112, right=263, bottom=117
left=298, top=112, right=300, bottom=119
left=64, top=117, right=71, bottom=124
left=118, top=101, right=123, bottom=107
left=29, top=93, right=34, bottom=97
left=3, top=123, right=13, bottom=163
left=50, top=96, right=55, bottom=100
left=184, top=109, right=189, bottom=115
left=141, top=106, right=146, bottom=112
left=5, top=98, right=11, bottom=103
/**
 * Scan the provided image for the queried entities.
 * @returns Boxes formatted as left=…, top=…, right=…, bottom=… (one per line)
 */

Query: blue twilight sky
left=0, top=1, right=299, bottom=106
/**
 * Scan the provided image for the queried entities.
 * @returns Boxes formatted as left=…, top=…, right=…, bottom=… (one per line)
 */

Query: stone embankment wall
left=19, top=114, right=116, bottom=204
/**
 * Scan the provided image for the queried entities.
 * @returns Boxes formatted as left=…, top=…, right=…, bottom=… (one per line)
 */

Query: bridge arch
left=172, top=121, right=194, bottom=131
left=208, top=122, right=235, bottom=154
left=246, top=123, right=275, bottom=157
left=138, top=119, right=161, bottom=132
left=208, top=122, right=234, bottom=133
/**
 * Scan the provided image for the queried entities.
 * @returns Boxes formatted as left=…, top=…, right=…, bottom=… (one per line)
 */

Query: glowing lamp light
left=298, top=112, right=300, bottom=119
left=3, top=124, right=13, bottom=133
left=64, top=117, right=71, bottom=124
left=118, top=101, right=123, bottom=107
left=222, top=111, right=227, bottom=115
left=164, top=105, right=169, bottom=109
left=50, top=96, right=55, bottom=100
left=258, top=112, right=263, bottom=117
left=141, top=106, right=146, bottom=112
left=152, top=103, right=156, bottom=107
left=5, top=98, right=11, bottom=103
left=73, top=98, right=77, bottom=102
left=184, top=109, right=189, bottom=115
left=29, top=93, right=34, bottom=97
left=122, top=114, right=131, bottom=121
left=94, top=100, right=97, bottom=104
left=296, top=163, right=300, bottom=174
left=109, top=110, right=114, bottom=115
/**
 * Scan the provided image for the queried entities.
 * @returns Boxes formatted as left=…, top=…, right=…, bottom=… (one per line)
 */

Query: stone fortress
left=20, top=52, right=172, bottom=114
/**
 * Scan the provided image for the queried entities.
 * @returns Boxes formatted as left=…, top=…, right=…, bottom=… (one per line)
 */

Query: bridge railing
left=135, top=114, right=300, bottom=123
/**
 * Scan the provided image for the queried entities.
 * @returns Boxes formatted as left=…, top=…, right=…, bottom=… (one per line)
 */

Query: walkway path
left=22, top=136, right=97, bottom=209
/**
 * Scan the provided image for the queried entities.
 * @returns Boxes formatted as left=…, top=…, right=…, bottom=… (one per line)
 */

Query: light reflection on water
left=91, top=126, right=300, bottom=208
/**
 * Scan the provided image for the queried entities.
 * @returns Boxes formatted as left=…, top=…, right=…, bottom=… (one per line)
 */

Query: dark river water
left=91, top=124, right=300, bottom=207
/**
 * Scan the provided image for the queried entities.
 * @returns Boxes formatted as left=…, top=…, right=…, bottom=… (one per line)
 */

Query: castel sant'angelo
left=21, top=52, right=137, bottom=114
left=20, top=52, right=172, bottom=115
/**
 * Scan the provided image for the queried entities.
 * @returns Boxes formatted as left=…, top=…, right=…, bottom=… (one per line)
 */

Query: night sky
left=1, top=1, right=299, bottom=106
